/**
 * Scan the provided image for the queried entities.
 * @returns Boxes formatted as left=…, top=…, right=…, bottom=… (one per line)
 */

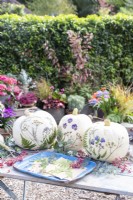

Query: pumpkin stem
left=104, top=119, right=111, bottom=126
left=0, top=141, right=12, bottom=152
left=72, top=108, right=78, bottom=115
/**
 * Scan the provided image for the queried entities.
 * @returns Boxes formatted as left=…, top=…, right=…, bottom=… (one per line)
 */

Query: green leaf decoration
left=97, top=155, right=101, bottom=160
left=21, top=135, right=36, bottom=149
left=39, top=129, right=57, bottom=150
left=56, top=128, right=64, bottom=142
left=92, top=148, right=97, bottom=156
left=47, top=129, right=57, bottom=145
left=83, top=131, right=88, bottom=150
left=100, top=150, right=107, bottom=158
left=39, top=139, right=49, bottom=150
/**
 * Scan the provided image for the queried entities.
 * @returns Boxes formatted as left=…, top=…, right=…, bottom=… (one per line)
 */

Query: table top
left=1, top=157, right=133, bottom=196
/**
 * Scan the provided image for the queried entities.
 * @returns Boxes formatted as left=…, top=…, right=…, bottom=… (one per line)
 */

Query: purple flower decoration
left=104, top=95, right=110, bottom=99
left=96, top=91, right=103, bottom=97
left=95, top=136, right=100, bottom=141
left=101, top=138, right=105, bottom=143
left=103, top=90, right=109, bottom=95
left=89, top=98, right=98, bottom=105
left=3, top=107, right=16, bottom=118
left=68, top=118, right=73, bottom=123
left=63, top=123, right=67, bottom=129
left=90, top=139, right=95, bottom=145
left=72, top=124, right=78, bottom=130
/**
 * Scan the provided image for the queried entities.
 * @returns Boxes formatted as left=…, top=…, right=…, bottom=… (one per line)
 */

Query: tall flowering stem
left=43, top=30, right=93, bottom=89
left=67, top=30, right=93, bottom=85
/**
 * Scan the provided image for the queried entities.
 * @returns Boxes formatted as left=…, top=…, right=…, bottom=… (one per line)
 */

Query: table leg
left=22, top=181, right=26, bottom=200
left=0, top=180, right=18, bottom=200
left=115, top=194, right=121, bottom=200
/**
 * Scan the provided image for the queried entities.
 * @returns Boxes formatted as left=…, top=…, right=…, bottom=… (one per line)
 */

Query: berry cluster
left=112, top=157, right=132, bottom=173
left=0, top=151, right=28, bottom=167
left=70, top=158, right=84, bottom=169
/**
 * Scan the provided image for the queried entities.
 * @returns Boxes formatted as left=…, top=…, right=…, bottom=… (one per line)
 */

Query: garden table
left=0, top=144, right=133, bottom=200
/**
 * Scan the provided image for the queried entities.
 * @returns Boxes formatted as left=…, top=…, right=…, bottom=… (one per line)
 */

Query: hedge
left=0, top=13, right=133, bottom=88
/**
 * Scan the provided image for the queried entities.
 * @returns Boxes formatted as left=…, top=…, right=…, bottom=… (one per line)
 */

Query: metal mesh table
left=0, top=162, right=133, bottom=200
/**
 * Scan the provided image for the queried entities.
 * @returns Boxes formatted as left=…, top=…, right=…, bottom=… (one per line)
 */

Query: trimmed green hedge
left=0, top=14, right=133, bottom=87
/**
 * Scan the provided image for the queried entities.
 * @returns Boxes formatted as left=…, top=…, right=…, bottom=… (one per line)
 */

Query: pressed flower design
left=61, top=118, right=81, bottom=150
left=72, top=124, right=78, bottom=130
left=84, top=127, right=125, bottom=161
left=68, top=118, right=73, bottom=123
left=63, top=123, right=67, bottom=129
left=88, top=134, right=106, bottom=159
left=20, top=116, right=55, bottom=149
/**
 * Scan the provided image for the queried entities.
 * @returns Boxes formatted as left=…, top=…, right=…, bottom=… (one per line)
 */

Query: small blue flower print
left=90, top=139, right=95, bottom=145
left=68, top=118, right=73, bottom=123
left=43, top=127, right=51, bottom=133
left=95, top=136, right=100, bottom=141
left=63, top=123, right=67, bottom=129
left=72, top=124, right=78, bottom=130
left=101, top=138, right=105, bottom=143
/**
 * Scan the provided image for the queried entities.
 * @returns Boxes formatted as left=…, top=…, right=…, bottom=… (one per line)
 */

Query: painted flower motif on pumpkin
left=90, top=139, right=95, bottom=145
left=43, top=127, right=51, bottom=135
left=68, top=118, right=73, bottom=123
left=21, top=124, right=29, bottom=131
left=72, top=124, right=78, bottom=130
left=95, top=136, right=100, bottom=141
left=101, top=138, right=106, bottom=143
left=32, top=120, right=43, bottom=126
left=63, top=123, right=67, bottom=129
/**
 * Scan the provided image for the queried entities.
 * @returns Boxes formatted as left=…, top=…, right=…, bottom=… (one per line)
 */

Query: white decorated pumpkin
left=0, top=134, right=4, bottom=143
left=13, top=109, right=57, bottom=150
left=58, top=108, right=92, bottom=151
left=83, top=119, right=129, bottom=162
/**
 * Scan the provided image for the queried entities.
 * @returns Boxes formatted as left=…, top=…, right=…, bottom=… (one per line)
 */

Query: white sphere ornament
left=83, top=119, right=129, bottom=162
left=58, top=108, right=93, bottom=151
left=13, top=109, right=57, bottom=150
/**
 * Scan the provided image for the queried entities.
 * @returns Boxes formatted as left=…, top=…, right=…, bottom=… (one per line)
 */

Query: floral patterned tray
left=13, top=151, right=96, bottom=182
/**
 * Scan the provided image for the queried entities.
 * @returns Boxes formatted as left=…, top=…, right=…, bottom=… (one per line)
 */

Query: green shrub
left=0, top=13, right=133, bottom=89
left=0, top=3, right=25, bottom=15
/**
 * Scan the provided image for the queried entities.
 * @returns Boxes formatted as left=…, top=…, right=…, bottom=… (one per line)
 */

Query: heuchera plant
left=42, top=87, right=66, bottom=109
left=18, top=92, right=37, bottom=106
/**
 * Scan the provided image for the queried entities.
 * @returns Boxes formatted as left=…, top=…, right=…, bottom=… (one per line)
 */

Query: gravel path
left=0, top=178, right=133, bottom=200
